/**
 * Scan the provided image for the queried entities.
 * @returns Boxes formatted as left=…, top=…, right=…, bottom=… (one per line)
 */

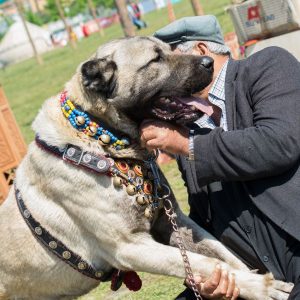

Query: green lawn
left=0, top=1, right=234, bottom=298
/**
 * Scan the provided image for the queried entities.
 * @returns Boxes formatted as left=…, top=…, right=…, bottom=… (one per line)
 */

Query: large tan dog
left=0, top=37, right=293, bottom=299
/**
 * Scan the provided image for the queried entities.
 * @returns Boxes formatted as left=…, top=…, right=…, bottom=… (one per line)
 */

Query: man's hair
left=173, top=40, right=231, bottom=56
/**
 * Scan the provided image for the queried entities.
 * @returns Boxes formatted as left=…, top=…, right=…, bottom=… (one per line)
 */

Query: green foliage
left=24, top=10, right=51, bottom=26
left=45, top=0, right=60, bottom=21
left=94, top=0, right=115, bottom=8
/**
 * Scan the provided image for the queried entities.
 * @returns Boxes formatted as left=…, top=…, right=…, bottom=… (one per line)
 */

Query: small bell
left=126, top=184, right=136, bottom=196
left=113, top=176, right=123, bottom=188
left=144, top=206, right=153, bottom=219
left=100, top=134, right=111, bottom=144
left=136, top=195, right=146, bottom=205
left=88, top=125, right=97, bottom=136
left=75, top=116, right=85, bottom=126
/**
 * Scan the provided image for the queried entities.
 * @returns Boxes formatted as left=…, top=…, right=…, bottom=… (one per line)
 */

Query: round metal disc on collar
left=35, top=226, right=42, bottom=235
left=62, top=251, right=71, bottom=259
left=83, top=153, right=92, bottom=163
left=95, top=271, right=104, bottom=278
left=23, top=209, right=31, bottom=218
left=67, top=147, right=76, bottom=157
left=78, top=261, right=87, bottom=270
left=97, top=159, right=109, bottom=171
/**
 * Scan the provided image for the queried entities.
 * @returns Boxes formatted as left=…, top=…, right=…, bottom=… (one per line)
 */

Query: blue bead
left=65, top=105, right=70, bottom=110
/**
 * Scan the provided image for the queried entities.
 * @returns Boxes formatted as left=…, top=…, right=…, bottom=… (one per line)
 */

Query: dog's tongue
left=173, top=96, right=214, bottom=116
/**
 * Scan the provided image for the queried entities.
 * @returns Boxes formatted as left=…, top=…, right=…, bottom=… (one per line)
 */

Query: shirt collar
left=208, top=59, right=229, bottom=101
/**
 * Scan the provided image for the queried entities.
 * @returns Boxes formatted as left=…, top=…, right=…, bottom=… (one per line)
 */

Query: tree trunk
left=190, top=0, right=204, bottom=16
left=87, top=0, right=104, bottom=37
left=15, top=0, right=43, bottom=65
left=167, top=0, right=176, bottom=22
left=55, top=0, right=77, bottom=49
left=33, top=0, right=41, bottom=13
left=114, top=0, right=135, bottom=37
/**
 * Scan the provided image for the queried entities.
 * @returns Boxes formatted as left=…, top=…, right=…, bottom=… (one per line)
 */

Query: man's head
left=154, top=15, right=230, bottom=98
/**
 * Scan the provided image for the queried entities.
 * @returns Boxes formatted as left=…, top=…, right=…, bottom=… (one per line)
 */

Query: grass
left=0, top=0, right=234, bottom=298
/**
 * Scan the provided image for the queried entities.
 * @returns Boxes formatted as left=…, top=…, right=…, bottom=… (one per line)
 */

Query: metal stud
left=67, top=147, right=76, bottom=157
left=49, top=241, right=57, bottom=249
left=88, top=125, right=97, bottom=136
left=95, top=271, right=104, bottom=278
left=75, top=116, right=85, bottom=126
left=23, top=209, right=31, bottom=219
left=136, top=195, right=146, bottom=205
left=113, top=176, right=123, bottom=188
left=100, top=134, right=111, bottom=145
left=83, top=154, right=92, bottom=163
left=144, top=206, right=153, bottom=219
left=62, top=251, right=71, bottom=259
left=126, top=184, right=136, bottom=196
left=97, top=160, right=108, bottom=171
left=78, top=261, right=87, bottom=270
left=35, top=227, right=42, bottom=235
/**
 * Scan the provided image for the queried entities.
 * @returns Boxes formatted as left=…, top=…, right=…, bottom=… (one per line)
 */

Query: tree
left=14, top=0, right=43, bottom=65
left=190, top=0, right=204, bottom=16
left=114, top=0, right=135, bottom=37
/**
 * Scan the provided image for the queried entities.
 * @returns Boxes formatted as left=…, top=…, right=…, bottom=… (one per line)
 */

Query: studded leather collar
left=35, top=136, right=162, bottom=220
left=15, top=184, right=113, bottom=281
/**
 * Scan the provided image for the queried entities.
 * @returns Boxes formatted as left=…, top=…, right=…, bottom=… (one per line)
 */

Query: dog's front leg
left=152, top=207, right=249, bottom=271
left=111, top=235, right=292, bottom=300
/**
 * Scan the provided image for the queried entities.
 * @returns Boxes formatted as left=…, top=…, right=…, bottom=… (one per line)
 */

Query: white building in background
left=0, top=20, right=53, bottom=65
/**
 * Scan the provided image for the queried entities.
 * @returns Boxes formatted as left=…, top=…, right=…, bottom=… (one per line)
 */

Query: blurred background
left=0, top=0, right=299, bottom=298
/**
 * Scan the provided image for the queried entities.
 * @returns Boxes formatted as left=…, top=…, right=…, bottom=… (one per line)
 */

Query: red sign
left=248, top=5, right=260, bottom=20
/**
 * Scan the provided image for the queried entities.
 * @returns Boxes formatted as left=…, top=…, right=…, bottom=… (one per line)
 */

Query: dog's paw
left=267, top=278, right=294, bottom=300
left=235, top=271, right=293, bottom=300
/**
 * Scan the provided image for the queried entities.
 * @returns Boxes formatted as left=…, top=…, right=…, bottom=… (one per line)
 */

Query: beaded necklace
left=60, top=91, right=130, bottom=150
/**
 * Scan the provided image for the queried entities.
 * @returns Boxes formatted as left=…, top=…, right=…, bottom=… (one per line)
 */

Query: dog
left=0, top=37, right=293, bottom=300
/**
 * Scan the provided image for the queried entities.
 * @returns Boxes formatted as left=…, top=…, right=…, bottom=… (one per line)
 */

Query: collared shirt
left=194, top=60, right=228, bottom=131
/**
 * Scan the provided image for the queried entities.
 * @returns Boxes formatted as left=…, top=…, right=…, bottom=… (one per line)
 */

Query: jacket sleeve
left=194, top=47, right=300, bottom=185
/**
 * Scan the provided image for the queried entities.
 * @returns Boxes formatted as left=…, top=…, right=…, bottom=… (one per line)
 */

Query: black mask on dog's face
left=81, top=58, right=118, bottom=97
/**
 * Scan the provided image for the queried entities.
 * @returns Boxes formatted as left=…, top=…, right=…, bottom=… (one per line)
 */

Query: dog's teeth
left=83, top=80, right=90, bottom=86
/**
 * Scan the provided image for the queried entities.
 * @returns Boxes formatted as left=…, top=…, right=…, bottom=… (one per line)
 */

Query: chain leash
left=163, top=198, right=202, bottom=300
left=146, top=150, right=202, bottom=300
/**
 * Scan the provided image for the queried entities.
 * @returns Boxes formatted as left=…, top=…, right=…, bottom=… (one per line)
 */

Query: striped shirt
left=195, top=60, right=228, bottom=131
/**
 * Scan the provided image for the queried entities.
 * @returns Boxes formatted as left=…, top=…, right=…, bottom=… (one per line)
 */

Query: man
left=140, top=16, right=300, bottom=299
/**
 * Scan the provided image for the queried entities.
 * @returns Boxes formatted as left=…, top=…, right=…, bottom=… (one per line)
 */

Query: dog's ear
left=81, top=58, right=117, bottom=96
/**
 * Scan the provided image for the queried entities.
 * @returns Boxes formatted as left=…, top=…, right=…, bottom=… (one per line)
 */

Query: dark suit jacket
left=177, top=46, right=300, bottom=243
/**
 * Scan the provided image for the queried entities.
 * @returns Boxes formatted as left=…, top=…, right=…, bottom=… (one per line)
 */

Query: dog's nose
left=200, top=57, right=214, bottom=69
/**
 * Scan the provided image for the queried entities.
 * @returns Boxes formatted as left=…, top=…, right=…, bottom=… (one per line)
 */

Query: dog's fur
left=0, top=37, right=293, bottom=299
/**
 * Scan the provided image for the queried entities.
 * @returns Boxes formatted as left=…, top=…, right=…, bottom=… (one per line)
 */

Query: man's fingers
left=232, top=287, right=240, bottom=300
left=218, top=269, right=229, bottom=295
left=202, top=264, right=222, bottom=293
left=225, top=273, right=236, bottom=298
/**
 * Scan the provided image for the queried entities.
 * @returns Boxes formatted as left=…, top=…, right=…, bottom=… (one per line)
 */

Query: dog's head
left=79, top=37, right=213, bottom=134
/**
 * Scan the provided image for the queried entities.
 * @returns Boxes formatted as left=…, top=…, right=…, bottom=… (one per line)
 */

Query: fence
left=0, top=87, right=26, bottom=204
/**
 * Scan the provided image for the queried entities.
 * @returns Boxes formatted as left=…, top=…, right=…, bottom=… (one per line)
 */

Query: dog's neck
left=33, top=77, right=150, bottom=161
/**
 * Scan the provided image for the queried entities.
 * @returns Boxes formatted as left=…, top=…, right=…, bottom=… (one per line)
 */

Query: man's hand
left=186, top=265, right=240, bottom=299
left=140, top=120, right=189, bottom=155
